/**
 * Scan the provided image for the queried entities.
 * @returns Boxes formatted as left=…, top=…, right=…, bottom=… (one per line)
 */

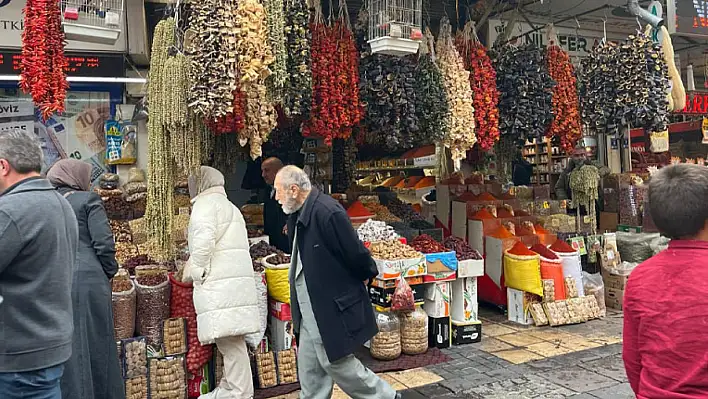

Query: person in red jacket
left=623, top=164, right=708, bottom=398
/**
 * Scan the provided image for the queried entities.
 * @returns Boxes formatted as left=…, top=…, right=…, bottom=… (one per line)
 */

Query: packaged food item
left=370, top=310, right=401, bottom=360
left=564, top=277, right=579, bottom=298
left=121, top=336, right=148, bottom=378
left=124, top=375, right=148, bottom=399
left=391, top=276, right=416, bottom=312
left=255, top=352, right=278, bottom=388
left=106, top=120, right=137, bottom=165
left=400, top=307, right=428, bottom=355
left=148, top=356, right=187, bottom=398
left=276, top=349, right=298, bottom=385
left=162, top=318, right=187, bottom=356
left=542, top=279, right=555, bottom=303
left=529, top=303, right=549, bottom=326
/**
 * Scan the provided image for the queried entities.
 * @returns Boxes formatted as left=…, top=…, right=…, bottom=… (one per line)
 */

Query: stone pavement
left=272, top=306, right=628, bottom=399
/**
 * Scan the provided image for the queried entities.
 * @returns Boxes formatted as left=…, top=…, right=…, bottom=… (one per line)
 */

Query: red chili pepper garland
left=204, top=89, right=246, bottom=135
left=546, top=44, right=582, bottom=154
left=20, top=0, right=68, bottom=120
left=456, top=31, right=500, bottom=152
left=302, top=18, right=361, bottom=145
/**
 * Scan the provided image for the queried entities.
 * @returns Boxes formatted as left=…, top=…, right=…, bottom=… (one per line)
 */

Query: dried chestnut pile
left=493, top=43, right=555, bottom=141
left=443, top=236, right=483, bottom=261
left=411, top=234, right=446, bottom=254
left=456, top=22, right=500, bottom=151
left=414, top=29, right=449, bottom=146
left=546, top=42, right=582, bottom=154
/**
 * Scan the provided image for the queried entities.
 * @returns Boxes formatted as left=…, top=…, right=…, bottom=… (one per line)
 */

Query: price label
left=607, top=250, right=615, bottom=260
left=543, top=201, right=550, bottom=209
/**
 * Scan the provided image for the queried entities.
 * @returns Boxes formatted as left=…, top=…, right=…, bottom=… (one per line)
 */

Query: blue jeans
left=0, top=364, right=64, bottom=399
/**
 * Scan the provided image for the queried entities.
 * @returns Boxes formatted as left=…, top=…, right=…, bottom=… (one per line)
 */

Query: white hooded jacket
left=186, top=167, right=259, bottom=344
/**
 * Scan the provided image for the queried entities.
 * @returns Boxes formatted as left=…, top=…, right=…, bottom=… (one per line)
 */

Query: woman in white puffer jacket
left=185, top=166, right=259, bottom=399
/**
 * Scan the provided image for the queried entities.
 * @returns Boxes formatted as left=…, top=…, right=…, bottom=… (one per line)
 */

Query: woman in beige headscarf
left=46, top=159, right=124, bottom=399
left=185, top=166, right=259, bottom=399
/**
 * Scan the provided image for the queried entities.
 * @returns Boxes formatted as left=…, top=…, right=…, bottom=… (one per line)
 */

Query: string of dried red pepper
left=203, top=89, right=246, bottom=135
left=456, top=22, right=500, bottom=152
left=302, top=13, right=362, bottom=145
left=20, top=0, right=68, bottom=120
left=546, top=43, right=582, bottom=154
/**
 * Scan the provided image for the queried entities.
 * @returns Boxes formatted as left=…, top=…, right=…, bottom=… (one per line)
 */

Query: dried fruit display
left=546, top=41, right=582, bottom=154
left=149, top=357, right=187, bottom=397
left=414, top=29, right=449, bottom=146
left=146, top=19, right=176, bottom=262
left=456, top=22, right=500, bottom=151
left=411, top=234, right=446, bottom=254
left=493, top=43, right=555, bottom=141
left=283, top=0, right=312, bottom=117
left=436, top=17, right=476, bottom=161
left=187, top=0, right=238, bottom=119
left=264, top=0, right=287, bottom=103
left=303, top=10, right=362, bottom=144
left=20, top=0, right=68, bottom=120
left=235, top=0, right=278, bottom=159
left=360, top=54, right=418, bottom=150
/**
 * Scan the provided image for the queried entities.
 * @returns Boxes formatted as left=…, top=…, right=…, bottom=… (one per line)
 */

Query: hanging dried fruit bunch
left=360, top=54, right=419, bottom=150
left=264, top=0, right=287, bottom=103
left=203, top=89, right=246, bottom=135
left=456, top=22, right=500, bottom=151
left=493, top=43, right=555, bottom=141
left=235, top=0, right=278, bottom=159
left=413, top=29, right=449, bottom=146
left=283, top=0, right=312, bottom=118
left=20, top=0, right=68, bottom=120
left=187, top=0, right=238, bottom=119
left=146, top=19, right=177, bottom=262
left=303, top=8, right=362, bottom=145
left=545, top=37, right=582, bottom=154
left=436, top=17, right=476, bottom=161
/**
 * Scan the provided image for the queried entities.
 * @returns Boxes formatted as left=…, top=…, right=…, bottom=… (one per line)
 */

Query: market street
left=273, top=307, right=627, bottom=399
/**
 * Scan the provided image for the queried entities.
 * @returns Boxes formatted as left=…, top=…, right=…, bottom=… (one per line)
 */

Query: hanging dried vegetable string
left=545, top=25, right=582, bottom=154
left=203, top=89, right=246, bottom=135
left=436, top=17, right=476, bottom=162
left=264, top=0, right=287, bottom=103
left=569, top=165, right=600, bottom=235
left=413, top=28, right=448, bottom=146
left=146, top=19, right=177, bottom=262
left=20, top=0, right=68, bottom=120
left=234, top=0, right=278, bottom=159
left=187, top=0, right=238, bottom=119
left=493, top=43, right=555, bottom=142
left=456, top=21, right=500, bottom=151
left=283, top=0, right=312, bottom=118
left=303, top=3, right=362, bottom=144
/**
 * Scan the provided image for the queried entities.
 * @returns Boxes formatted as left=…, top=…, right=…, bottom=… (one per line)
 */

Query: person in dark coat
left=46, top=159, right=124, bottom=399
left=262, top=157, right=290, bottom=252
left=275, top=165, right=399, bottom=399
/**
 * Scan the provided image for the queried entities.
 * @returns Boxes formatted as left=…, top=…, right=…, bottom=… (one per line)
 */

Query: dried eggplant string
left=264, top=0, right=288, bottom=103
left=146, top=19, right=177, bottom=262
left=414, top=29, right=449, bottom=146
left=282, top=0, right=312, bottom=118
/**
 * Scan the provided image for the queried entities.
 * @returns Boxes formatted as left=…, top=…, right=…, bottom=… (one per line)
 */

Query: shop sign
left=0, top=50, right=124, bottom=77
left=486, top=19, right=626, bottom=57
left=667, top=0, right=708, bottom=39
left=0, top=120, right=32, bottom=132
left=413, top=154, right=436, bottom=167
left=0, top=100, right=33, bottom=118
left=676, top=92, right=708, bottom=114
left=0, top=0, right=126, bottom=52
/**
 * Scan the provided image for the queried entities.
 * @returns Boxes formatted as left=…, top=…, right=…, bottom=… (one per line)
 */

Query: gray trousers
left=294, top=270, right=395, bottom=399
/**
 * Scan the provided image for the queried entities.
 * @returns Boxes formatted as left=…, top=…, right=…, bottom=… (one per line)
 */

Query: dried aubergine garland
left=21, top=0, right=68, bottom=120
left=546, top=44, right=582, bottom=154
left=456, top=22, right=500, bottom=151
left=283, top=0, right=312, bottom=118
left=436, top=18, right=476, bottom=161
left=264, top=0, right=287, bottom=104
left=414, top=29, right=448, bottom=146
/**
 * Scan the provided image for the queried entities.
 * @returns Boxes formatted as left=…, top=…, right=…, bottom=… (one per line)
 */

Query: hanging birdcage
left=60, top=0, right=124, bottom=44
left=368, top=0, right=422, bottom=56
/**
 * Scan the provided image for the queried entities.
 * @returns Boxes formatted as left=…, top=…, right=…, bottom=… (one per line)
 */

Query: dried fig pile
left=414, top=29, right=449, bottom=146
left=546, top=42, right=582, bottom=154
left=456, top=22, right=500, bottom=151
left=436, top=17, right=476, bottom=161
left=493, top=43, right=555, bottom=141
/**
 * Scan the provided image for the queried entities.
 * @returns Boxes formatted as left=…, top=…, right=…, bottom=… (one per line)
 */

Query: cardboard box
left=457, top=259, right=484, bottom=278
left=423, top=271, right=457, bottom=283
left=425, top=252, right=458, bottom=274
left=374, top=256, right=427, bottom=280
left=428, top=316, right=451, bottom=349
left=605, top=287, right=625, bottom=310
left=269, top=299, right=292, bottom=322
left=601, top=269, right=629, bottom=291
left=268, top=316, right=295, bottom=352
left=451, top=277, right=478, bottom=322
left=507, top=288, right=534, bottom=325
left=424, top=282, right=451, bottom=318
left=451, top=320, right=482, bottom=345
left=368, top=283, right=426, bottom=308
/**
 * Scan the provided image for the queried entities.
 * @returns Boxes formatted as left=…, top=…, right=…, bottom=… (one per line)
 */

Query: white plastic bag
left=582, top=272, right=606, bottom=317
left=245, top=271, right=268, bottom=349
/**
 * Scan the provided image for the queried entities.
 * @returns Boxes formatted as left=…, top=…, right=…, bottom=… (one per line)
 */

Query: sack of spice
left=390, top=275, right=416, bottom=312
left=135, top=266, right=170, bottom=346
left=112, top=270, right=136, bottom=340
